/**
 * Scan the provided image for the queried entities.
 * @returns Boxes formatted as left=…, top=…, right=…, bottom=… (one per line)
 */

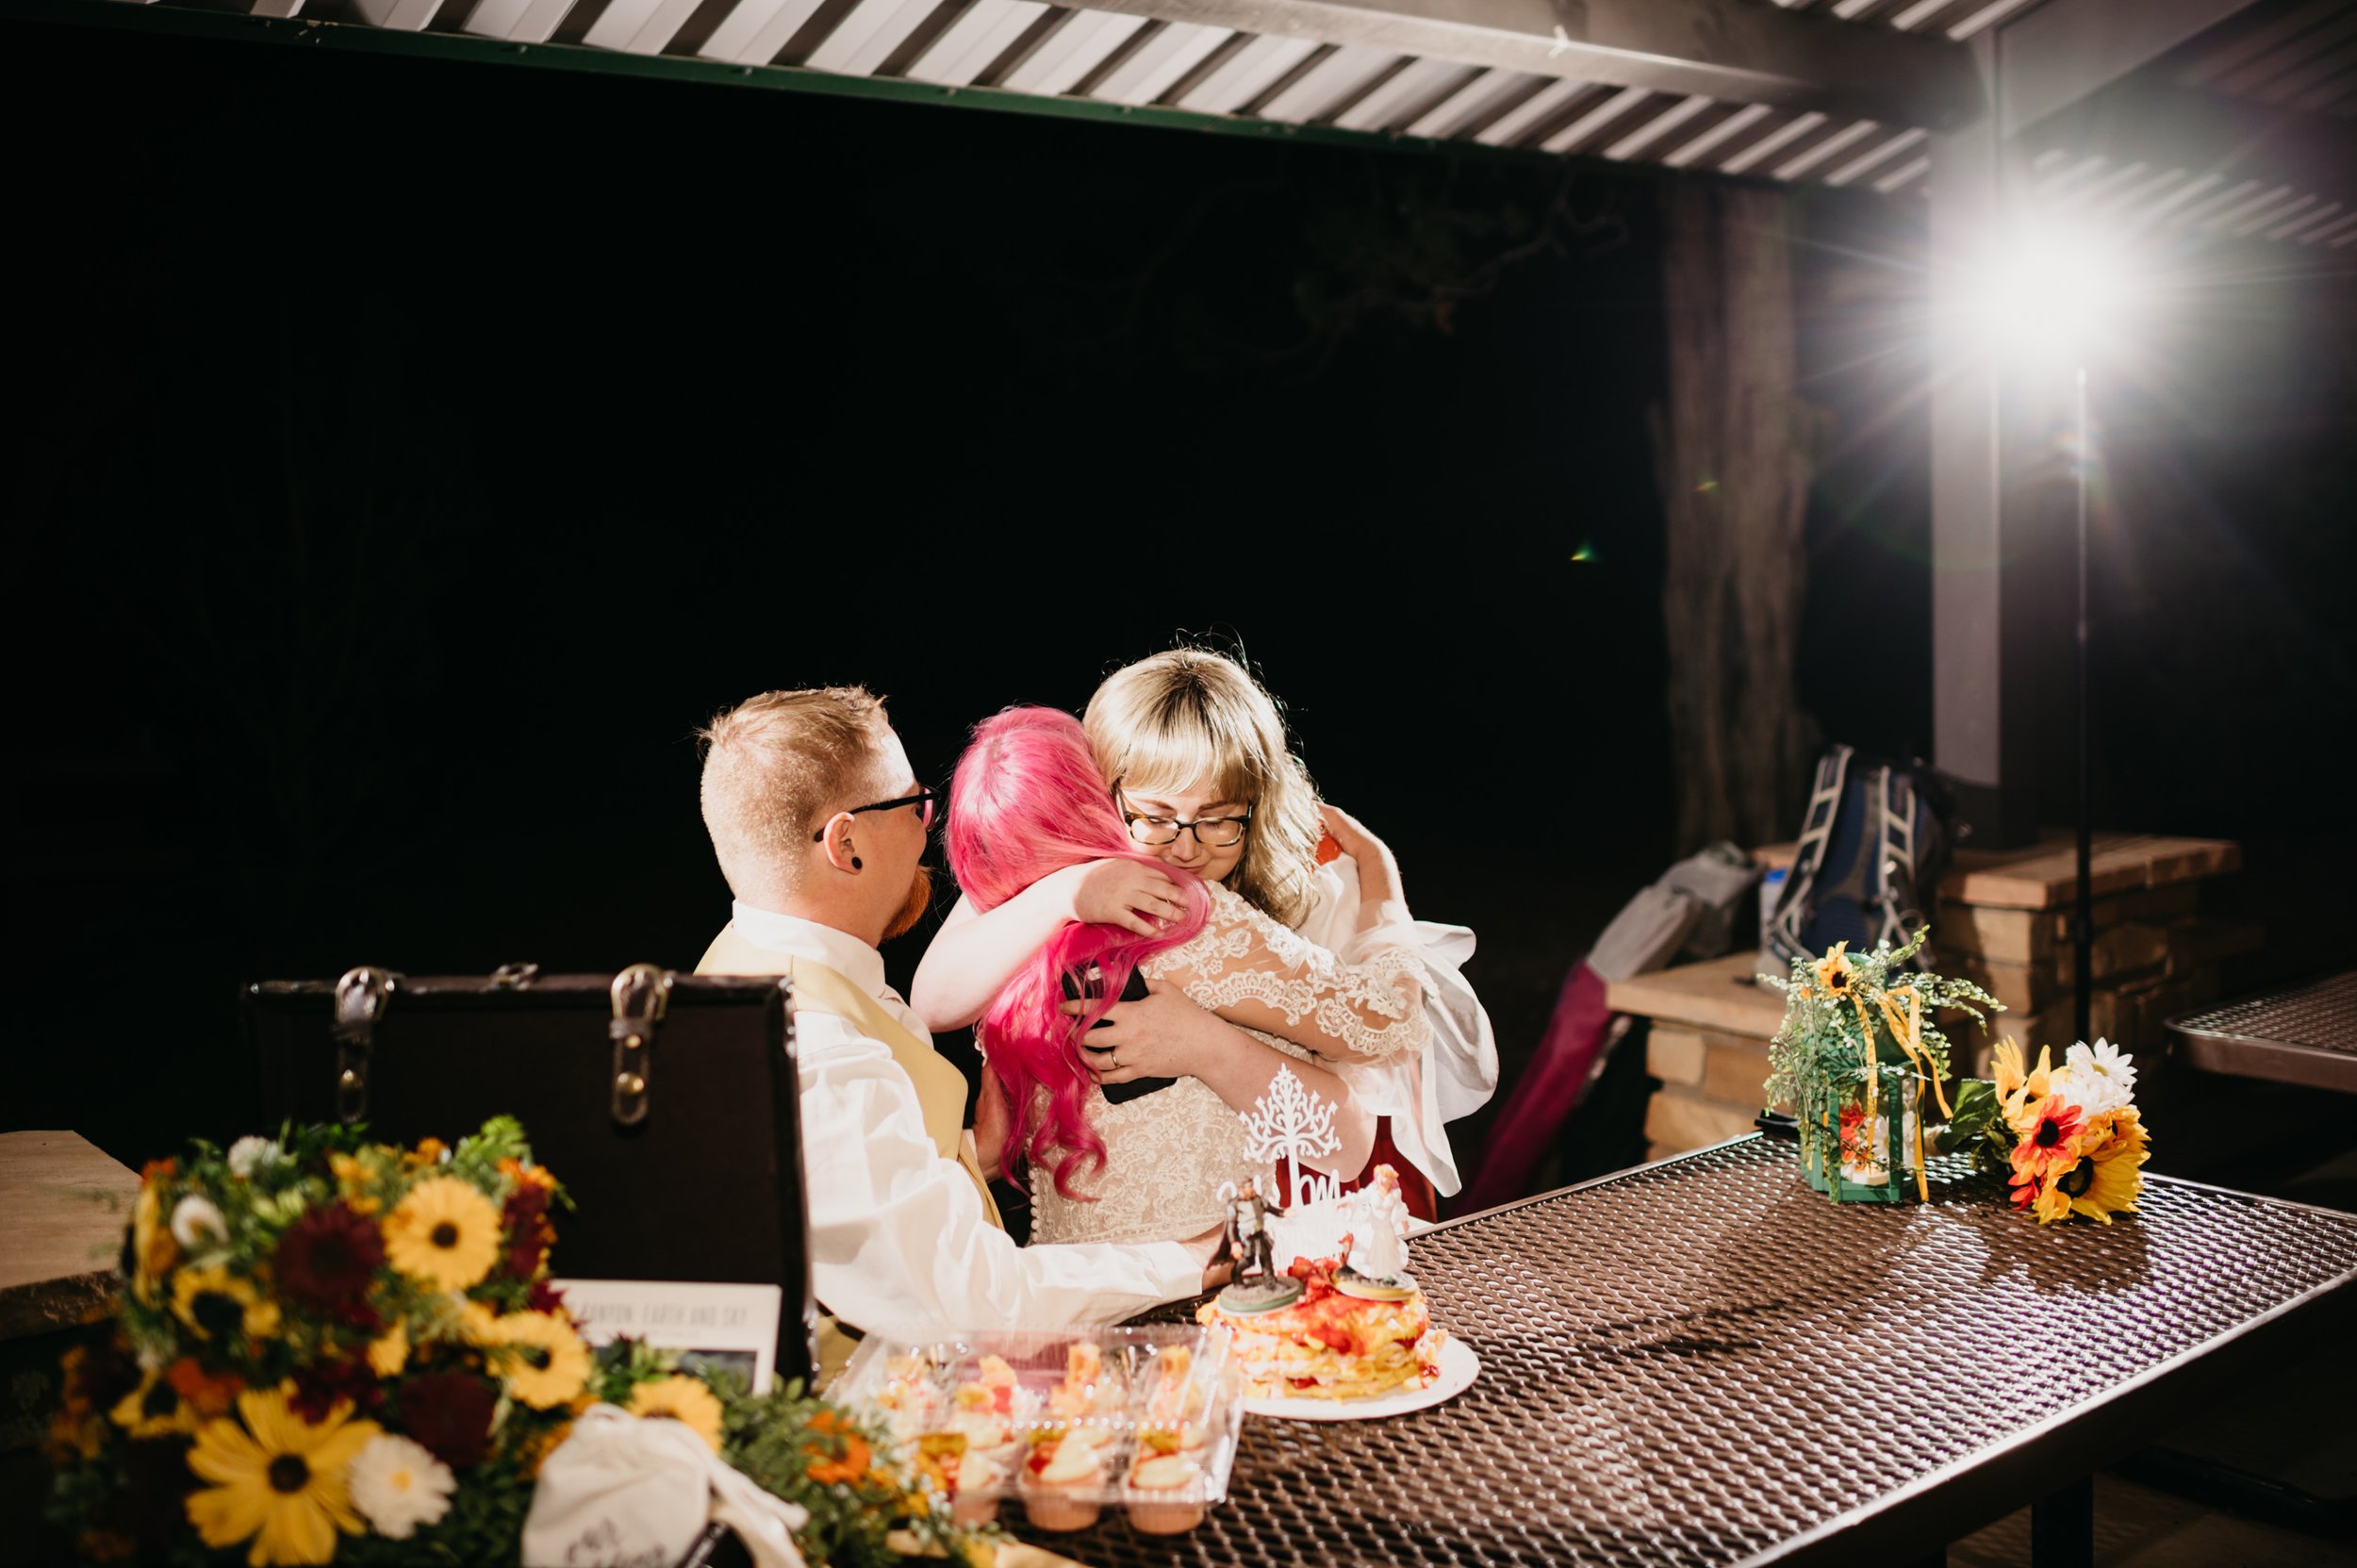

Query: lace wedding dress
left=1027, top=882, right=1430, bottom=1246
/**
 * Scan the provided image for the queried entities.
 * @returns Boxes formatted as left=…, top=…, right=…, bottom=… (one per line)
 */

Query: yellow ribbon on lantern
left=1873, top=984, right=1953, bottom=1202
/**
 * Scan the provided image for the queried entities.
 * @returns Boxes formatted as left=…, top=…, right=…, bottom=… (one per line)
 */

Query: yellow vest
left=695, top=925, right=1003, bottom=1231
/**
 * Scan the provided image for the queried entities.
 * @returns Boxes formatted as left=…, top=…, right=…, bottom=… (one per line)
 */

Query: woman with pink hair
left=918, top=648, right=1495, bottom=1224
left=944, top=706, right=1428, bottom=1247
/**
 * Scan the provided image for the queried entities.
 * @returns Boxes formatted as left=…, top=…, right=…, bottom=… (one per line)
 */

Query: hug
left=691, top=648, right=1497, bottom=1362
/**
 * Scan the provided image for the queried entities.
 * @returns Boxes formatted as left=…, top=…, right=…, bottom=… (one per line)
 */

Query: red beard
left=883, top=865, right=933, bottom=941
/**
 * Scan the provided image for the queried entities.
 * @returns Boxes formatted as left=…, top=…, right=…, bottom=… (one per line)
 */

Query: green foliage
left=590, top=1345, right=996, bottom=1568
left=1933, top=1078, right=2002, bottom=1156
left=722, top=1376, right=962, bottom=1568
left=1761, top=930, right=2003, bottom=1109
left=448, top=1115, right=533, bottom=1185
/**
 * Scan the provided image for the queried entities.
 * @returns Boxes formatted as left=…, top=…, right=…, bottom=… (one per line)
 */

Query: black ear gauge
left=851, top=856, right=864, bottom=870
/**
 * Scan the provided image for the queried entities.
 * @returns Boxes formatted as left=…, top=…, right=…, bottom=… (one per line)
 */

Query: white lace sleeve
left=1140, top=883, right=1431, bottom=1063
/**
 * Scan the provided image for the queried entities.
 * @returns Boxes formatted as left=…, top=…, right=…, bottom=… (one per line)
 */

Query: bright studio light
left=1967, top=226, right=2143, bottom=367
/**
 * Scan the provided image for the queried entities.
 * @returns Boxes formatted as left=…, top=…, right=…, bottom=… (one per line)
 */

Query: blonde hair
left=1082, top=649, right=1321, bottom=928
left=698, top=686, right=894, bottom=902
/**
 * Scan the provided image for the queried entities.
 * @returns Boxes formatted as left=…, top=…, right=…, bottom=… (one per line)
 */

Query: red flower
left=275, top=1201, right=386, bottom=1311
left=526, top=1279, right=568, bottom=1315
left=289, top=1352, right=381, bottom=1423
left=401, top=1370, right=498, bottom=1470
left=165, top=1358, right=242, bottom=1419
left=498, top=1181, right=556, bottom=1284
left=2010, top=1098, right=2087, bottom=1183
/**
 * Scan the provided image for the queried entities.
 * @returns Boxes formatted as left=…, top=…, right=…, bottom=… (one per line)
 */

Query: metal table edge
left=1731, top=1244, right=2357, bottom=1566
left=1435, top=1133, right=2357, bottom=1566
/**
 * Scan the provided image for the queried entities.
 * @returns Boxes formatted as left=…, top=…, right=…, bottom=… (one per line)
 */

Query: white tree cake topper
left=1240, top=1065, right=1343, bottom=1209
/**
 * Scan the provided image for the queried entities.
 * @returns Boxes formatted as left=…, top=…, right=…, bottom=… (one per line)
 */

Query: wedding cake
left=1197, top=1165, right=1446, bottom=1402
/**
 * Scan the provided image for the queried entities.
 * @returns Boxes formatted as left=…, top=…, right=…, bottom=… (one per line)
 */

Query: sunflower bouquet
left=47, top=1117, right=590, bottom=1564
left=1762, top=933, right=2004, bottom=1204
left=1938, top=1036, right=2151, bottom=1225
left=47, top=1117, right=997, bottom=1568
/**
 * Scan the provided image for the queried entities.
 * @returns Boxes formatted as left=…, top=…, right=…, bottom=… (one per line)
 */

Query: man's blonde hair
left=699, top=686, right=894, bottom=903
left=1082, top=649, right=1322, bottom=928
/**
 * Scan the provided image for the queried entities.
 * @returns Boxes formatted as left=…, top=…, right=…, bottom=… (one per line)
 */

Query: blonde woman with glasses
left=912, top=648, right=1496, bottom=1220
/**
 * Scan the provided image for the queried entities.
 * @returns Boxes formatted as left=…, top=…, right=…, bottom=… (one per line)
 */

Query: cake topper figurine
left=1215, top=1178, right=1302, bottom=1313
left=1337, top=1164, right=1419, bottom=1301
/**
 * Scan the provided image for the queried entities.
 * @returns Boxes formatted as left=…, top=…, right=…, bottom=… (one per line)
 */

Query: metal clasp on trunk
left=331, top=966, right=401, bottom=1125
left=608, top=963, right=672, bottom=1127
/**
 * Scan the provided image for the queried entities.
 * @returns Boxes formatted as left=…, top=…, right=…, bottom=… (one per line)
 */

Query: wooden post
left=1654, top=177, right=1815, bottom=853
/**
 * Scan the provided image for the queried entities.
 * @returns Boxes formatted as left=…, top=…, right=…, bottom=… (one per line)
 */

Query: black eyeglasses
left=814, top=784, right=938, bottom=840
left=1113, top=782, right=1252, bottom=849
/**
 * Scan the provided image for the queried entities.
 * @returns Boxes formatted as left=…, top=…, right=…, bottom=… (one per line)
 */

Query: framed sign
left=554, top=1279, right=786, bottom=1395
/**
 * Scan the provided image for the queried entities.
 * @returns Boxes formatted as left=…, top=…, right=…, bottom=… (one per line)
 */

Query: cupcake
left=912, top=1431, right=967, bottom=1500
left=1020, top=1425, right=1114, bottom=1531
left=1047, top=1341, right=1119, bottom=1417
left=949, top=1444, right=1006, bottom=1527
left=1143, top=1345, right=1211, bottom=1451
left=1124, top=1445, right=1206, bottom=1535
left=945, top=1381, right=1017, bottom=1523
left=872, top=1355, right=943, bottom=1441
left=949, top=1382, right=1014, bottom=1447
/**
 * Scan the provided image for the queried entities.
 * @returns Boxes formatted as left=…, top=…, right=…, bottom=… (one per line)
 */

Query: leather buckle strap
left=608, top=963, right=673, bottom=1127
left=331, top=966, right=402, bottom=1125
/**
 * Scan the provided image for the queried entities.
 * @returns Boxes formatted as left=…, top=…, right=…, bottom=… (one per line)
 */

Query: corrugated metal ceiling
left=61, top=0, right=2357, bottom=244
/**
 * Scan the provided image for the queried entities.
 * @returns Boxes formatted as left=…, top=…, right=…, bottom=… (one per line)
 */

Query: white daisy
left=226, top=1136, right=283, bottom=1179
left=348, top=1432, right=456, bottom=1540
left=2063, top=1037, right=2136, bottom=1116
left=169, top=1195, right=229, bottom=1254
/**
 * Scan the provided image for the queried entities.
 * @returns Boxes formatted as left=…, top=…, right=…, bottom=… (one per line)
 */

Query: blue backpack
left=1761, top=746, right=1955, bottom=972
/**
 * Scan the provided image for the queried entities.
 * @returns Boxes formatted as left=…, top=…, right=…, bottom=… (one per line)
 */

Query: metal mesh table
left=2168, top=970, right=2357, bottom=1092
left=1060, top=1135, right=2356, bottom=1567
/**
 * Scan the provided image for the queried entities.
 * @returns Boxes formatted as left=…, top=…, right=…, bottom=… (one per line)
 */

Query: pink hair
left=947, top=707, right=1211, bottom=1200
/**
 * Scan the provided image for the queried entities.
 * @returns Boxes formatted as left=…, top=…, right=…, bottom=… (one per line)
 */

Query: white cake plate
left=1241, top=1336, right=1479, bottom=1422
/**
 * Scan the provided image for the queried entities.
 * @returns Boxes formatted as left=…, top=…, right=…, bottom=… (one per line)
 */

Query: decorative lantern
left=1764, top=936, right=2002, bottom=1206
left=1792, top=1015, right=1924, bottom=1204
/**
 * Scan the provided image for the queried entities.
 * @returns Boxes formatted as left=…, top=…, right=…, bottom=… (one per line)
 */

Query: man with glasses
left=693, top=687, right=1220, bottom=1364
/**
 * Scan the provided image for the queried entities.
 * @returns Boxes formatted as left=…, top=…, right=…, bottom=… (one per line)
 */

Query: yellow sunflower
left=1989, top=1037, right=2026, bottom=1103
left=172, top=1265, right=282, bottom=1344
left=110, top=1365, right=200, bottom=1439
left=2093, top=1104, right=2151, bottom=1154
left=381, top=1179, right=500, bottom=1293
left=2053, top=1110, right=2149, bottom=1224
left=131, top=1180, right=177, bottom=1303
left=1808, top=943, right=1855, bottom=998
left=2000, top=1043, right=2058, bottom=1131
left=367, top=1322, right=408, bottom=1379
left=185, top=1385, right=381, bottom=1568
left=493, top=1311, right=590, bottom=1410
left=453, top=1298, right=501, bottom=1344
left=627, top=1376, right=725, bottom=1453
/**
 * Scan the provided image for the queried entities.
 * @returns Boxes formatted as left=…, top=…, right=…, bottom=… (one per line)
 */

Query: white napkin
left=522, top=1404, right=809, bottom=1568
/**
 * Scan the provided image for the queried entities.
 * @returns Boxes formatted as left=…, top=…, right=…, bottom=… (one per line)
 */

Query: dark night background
left=8, top=16, right=2354, bottom=1202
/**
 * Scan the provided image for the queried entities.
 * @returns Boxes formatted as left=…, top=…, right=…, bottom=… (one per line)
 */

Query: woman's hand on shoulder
left=1066, top=980, right=1224, bottom=1082
left=1319, top=803, right=1407, bottom=927
left=1063, top=859, right=1189, bottom=937
left=1318, top=804, right=1398, bottom=876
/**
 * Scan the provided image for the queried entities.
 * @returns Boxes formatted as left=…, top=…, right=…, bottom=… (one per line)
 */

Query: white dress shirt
left=1296, top=855, right=1500, bottom=1197
left=725, top=901, right=1204, bottom=1335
